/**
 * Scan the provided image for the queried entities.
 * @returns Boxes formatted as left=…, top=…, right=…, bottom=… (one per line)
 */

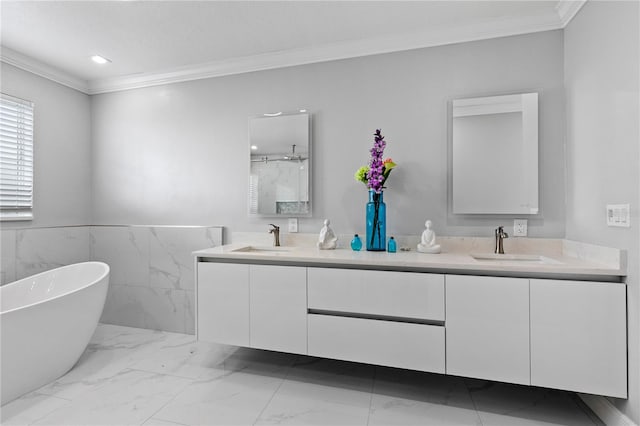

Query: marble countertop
left=193, top=239, right=626, bottom=282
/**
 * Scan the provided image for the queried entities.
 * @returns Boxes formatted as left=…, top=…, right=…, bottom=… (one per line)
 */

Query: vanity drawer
left=308, top=314, right=445, bottom=373
left=307, top=268, right=444, bottom=321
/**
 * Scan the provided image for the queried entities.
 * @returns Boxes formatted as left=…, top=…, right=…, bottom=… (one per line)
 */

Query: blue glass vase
left=366, top=190, right=386, bottom=251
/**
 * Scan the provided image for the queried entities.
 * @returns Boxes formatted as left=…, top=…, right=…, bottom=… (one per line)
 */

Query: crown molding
left=2, top=7, right=571, bottom=96
left=556, top=0, right=587, bottom=27
left=1, top=46, right=89, bottom=94
left=87, top=12, right=564, bottom=94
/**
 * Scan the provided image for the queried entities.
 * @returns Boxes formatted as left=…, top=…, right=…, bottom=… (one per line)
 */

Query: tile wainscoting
left=0, top=226, right=91, bottom=284
left=0, top=225, right=223, bottom=334
left=95, top=225, right=223, bottom=334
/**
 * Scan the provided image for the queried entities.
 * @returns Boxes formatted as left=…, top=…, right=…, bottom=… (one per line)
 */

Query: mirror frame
left=248, top=111, right=312, bottom=218
left=448, top=92, right=540, bottom=217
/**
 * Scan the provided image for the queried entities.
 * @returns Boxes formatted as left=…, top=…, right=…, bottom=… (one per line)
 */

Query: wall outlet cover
left=288, top=218, right=298, bottom=233
left=606, top=204, right=630, bottom=227
left=513, top=219, right=528, bottom=237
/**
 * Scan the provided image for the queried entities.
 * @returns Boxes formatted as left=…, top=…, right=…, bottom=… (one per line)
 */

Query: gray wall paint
left=91, top=31, right=565, bottom=238
left=565, top=2, right=639, bottom=423
left=0, top=63, right=92, bottom=228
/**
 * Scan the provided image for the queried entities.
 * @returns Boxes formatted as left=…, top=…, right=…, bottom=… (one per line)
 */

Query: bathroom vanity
left=194, top=241, right=627, bottom=399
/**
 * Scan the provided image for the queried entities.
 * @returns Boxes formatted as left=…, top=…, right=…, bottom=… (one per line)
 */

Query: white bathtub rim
left=0, top=261, right=110, bottom=315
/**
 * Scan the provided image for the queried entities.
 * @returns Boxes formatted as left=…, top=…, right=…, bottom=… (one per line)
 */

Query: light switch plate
left=513, top=219, right=528, bottom=237
left=607, top=204, right=630, bottom=227
left=288, top=218, right=298, bottom=233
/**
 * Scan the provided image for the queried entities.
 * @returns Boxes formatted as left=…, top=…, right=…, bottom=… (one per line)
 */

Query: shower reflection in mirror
left=248, top=112, right=311, bottom=216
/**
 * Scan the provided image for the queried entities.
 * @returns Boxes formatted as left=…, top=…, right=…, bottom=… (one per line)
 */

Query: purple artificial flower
left=366, top=129, right=387, bottom=193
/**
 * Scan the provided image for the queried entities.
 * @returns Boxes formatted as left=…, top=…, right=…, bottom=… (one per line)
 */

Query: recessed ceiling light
left=251, top=145, right=258, bottom=150
left=91, top=55, right=111, bottom=64
left=299, top=109, right=307, bottom=113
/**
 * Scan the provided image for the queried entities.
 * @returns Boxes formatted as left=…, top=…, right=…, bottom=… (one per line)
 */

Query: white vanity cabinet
left=307, top=268, right=445, bottom=320
left=249, top=265, right=307, bottom=354
left=446, top=275, right=530, bottom=385
left=530, top=279, right=627, bottom=398
left=195, top=249, right=627, bottom=399
left=197, top=262, right=250, bottom=346
left=197, top=262, right=307, bottom=354
left=307, top=268, right=446, bottom=373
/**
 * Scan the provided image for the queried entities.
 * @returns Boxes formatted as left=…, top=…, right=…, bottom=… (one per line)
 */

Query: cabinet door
left=446, top=275, right=530, bottom=385
left=530, top=279, right=627, bottom=398
left=250, top=265, right=307, bottom=354
left=196, top=262, right=249, bottom=346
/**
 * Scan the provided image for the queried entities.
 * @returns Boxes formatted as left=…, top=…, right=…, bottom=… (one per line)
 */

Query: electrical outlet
left=288, top=218, right=298, bottom=233
left=513, top=219, right=528, bottom=237
left=607, top=204, right=630, bottom=227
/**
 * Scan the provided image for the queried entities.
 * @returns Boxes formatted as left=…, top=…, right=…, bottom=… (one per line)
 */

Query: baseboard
left=579, top=394, right=637, bottom=426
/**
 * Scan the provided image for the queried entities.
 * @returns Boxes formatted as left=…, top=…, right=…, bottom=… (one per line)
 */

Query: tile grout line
left=126, top=366, right=205, bottom=382
left=132, top=365, right=197, bottom=426
left=94, top=328, right=188, bottom=426
left=6, top=392, right=73, bottom=426
left=251, top=355, right=297, bottom=425
left=464, top=380, right=486, bottom=426
left=365, top=366, right=378, bottom=426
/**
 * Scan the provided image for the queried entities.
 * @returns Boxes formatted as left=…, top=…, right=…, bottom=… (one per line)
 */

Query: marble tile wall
left=93, top=226, right=223, bottom=335
left=0, top=225, right=223, bottom=335
left=0, top=226, right=91, bottom=285
left=1, top=228, right=17, bottom=284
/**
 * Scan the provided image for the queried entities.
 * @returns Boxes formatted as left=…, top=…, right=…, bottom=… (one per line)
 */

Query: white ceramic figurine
left=317, top=219, right=338, bottom=250
left=417, top=220, right=441, bottom=254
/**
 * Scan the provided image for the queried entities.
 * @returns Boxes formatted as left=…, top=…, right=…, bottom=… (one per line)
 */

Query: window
left=0, top=93, right=34, bottom=220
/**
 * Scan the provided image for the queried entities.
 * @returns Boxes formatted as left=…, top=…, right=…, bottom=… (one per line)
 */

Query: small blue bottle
left=350, top=234, right=363, bottom=251
left=387, top=236, right=397, bottom=253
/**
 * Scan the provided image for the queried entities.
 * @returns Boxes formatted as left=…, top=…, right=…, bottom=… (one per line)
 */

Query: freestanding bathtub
left=1, top=262, right=109, bottom=405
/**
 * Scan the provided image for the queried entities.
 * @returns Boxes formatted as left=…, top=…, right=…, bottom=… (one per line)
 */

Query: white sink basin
left=231, top=246, right=292, bottom=254
left=471, top=253, right=561, bottom=264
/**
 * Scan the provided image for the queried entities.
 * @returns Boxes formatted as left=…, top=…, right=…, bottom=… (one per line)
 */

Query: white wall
left=0, top=63, right=92, bottom=228
left=0, top=64, right=92, bottom=284
left=564, top=2, right=639, bottom=423
left=91, top=30, right=565, bottom=238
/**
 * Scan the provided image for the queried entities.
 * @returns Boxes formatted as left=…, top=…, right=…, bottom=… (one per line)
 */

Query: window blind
left=0, top=93, right=34, bottom=220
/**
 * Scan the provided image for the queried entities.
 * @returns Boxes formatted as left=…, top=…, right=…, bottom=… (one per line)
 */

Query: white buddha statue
left=417, top=220, right=441, bottom=254
left=317, top=219, right=338, bottom=250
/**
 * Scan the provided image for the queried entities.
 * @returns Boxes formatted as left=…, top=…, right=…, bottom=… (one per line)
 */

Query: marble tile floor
left=1, top=324, right=604, bottom=426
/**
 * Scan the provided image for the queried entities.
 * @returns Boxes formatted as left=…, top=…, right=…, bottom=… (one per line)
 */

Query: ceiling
left=0, top=1, right=584, bottom=94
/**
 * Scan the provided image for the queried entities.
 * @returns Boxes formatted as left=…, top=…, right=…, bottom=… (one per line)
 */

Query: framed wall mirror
left=451, top=92, right=539, bottom=215
left=248, top=112, right=311, bottom=216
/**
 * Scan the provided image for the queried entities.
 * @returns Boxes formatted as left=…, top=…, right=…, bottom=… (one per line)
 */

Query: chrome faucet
left=269, top=224, right=280, bottom=247
left=495, top=226, right=508, bottom=254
